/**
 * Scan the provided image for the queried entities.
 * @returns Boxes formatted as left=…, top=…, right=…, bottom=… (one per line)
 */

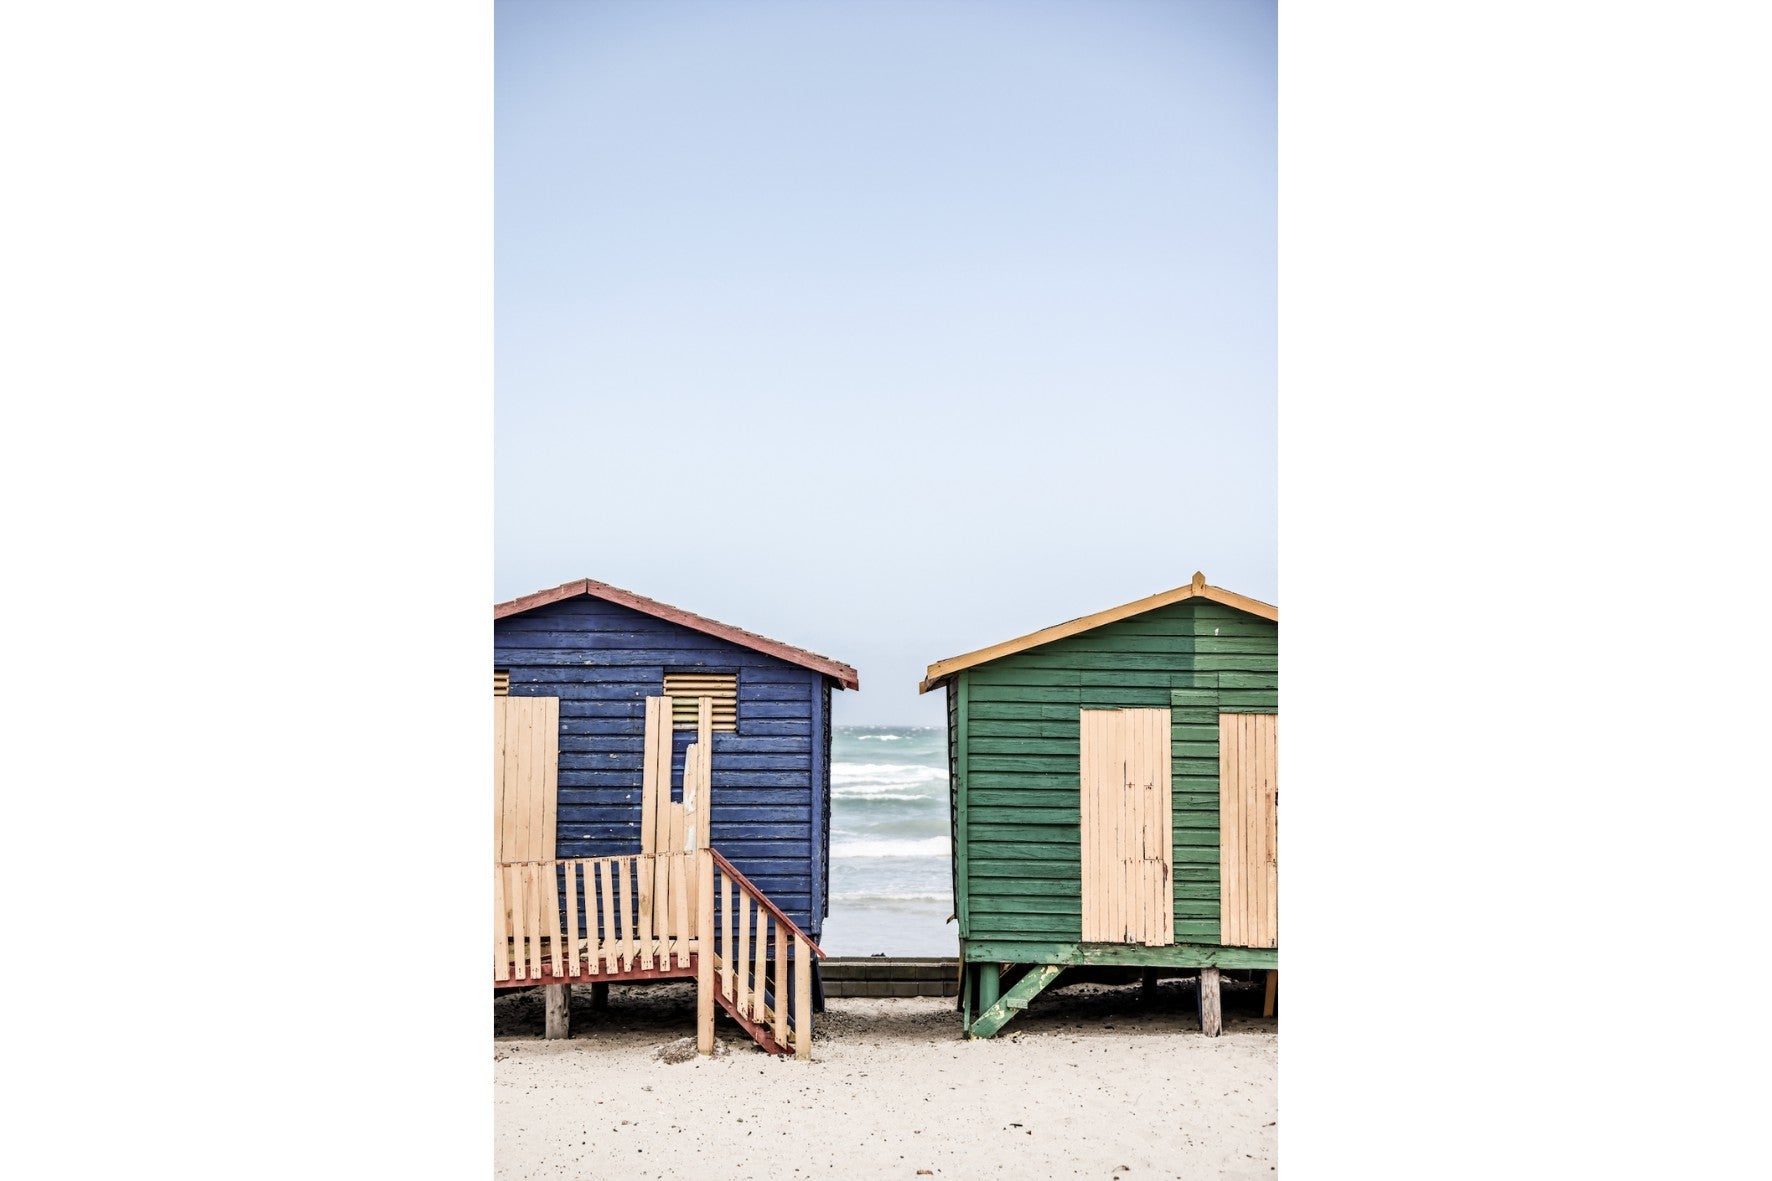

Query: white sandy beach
left=495, top=978, right=1276, bottom=1179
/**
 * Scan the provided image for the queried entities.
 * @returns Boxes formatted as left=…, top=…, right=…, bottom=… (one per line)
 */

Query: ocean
left=819, top=724, right=957, bottom=956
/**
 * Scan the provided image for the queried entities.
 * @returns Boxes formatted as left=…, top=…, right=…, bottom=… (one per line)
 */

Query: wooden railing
left=493, top=848, right=825, bottom=1059
left=702, top=849, right=824, bottom=1060
left=493, top=850, right=702, bottom=983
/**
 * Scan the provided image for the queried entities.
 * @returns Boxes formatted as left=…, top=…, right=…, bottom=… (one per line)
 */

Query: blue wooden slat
left=560, top=773, right=812, bottom=791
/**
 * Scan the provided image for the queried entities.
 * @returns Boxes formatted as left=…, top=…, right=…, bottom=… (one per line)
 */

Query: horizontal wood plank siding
left=958, top=600, right=1277, bottom=948
left=495, top=595, right=828, bottom=937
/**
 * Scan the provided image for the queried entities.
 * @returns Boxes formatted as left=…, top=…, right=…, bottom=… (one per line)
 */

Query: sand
left=494, top=977, right=1276, bottom=1179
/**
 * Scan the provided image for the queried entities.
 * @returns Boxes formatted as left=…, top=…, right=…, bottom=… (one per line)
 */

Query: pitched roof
left=918, top=571, right=1276, bottom=694
left=497, top=578, right=859, bottom=690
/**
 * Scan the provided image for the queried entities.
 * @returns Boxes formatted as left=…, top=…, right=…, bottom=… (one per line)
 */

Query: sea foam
left=830, top=835, right=949, bottom=858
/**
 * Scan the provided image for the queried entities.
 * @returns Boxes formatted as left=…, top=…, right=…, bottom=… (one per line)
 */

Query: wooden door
left=494, top=695, right=560, bottom=862
left=1218, top=713, right=1277, bottom=948
left=1079, top=708, right=1174, bottom=946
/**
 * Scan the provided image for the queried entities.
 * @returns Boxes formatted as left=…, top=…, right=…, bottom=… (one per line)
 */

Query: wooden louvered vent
left=493, top=670, right=510, bottom=697
left=663, top=672, right=737, bottom=731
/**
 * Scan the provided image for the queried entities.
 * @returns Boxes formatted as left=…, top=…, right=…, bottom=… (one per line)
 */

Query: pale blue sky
left=496, top=0, right=1276, bottom=724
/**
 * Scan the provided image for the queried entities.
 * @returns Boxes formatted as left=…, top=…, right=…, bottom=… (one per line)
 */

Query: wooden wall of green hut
left=948, top=598, right=1278, bottom=950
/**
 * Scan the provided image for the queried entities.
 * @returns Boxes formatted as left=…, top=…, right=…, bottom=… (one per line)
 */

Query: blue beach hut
left=493, top=578, right=858, bottom=1045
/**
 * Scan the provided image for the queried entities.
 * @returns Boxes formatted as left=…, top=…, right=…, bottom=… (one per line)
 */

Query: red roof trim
left=495, top=578, right=859, bottom=691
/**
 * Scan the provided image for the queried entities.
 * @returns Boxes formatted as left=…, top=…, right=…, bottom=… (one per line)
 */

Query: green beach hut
left=919, top=572, right=1278, bottom=1038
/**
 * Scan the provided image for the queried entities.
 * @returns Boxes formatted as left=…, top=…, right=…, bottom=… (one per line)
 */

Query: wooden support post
left=1141, top=968, right=1159, bottom=1004
left=697, top=850, right=716, bottom=1055
left=544, top=983, right=571, bottom=1040
left=590, top=982, right=609, bottom=1010
left=977, top=962, right=1001, bottom=1014
left=795, top=934, right=813, bottom=1060
left=1198, top=967, right=1222, bottom=1037
left=1263, top=969, right=1278, bottom=1017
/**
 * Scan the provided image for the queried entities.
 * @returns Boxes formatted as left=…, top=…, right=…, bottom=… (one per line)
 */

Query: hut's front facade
left=920, top=572, right=1277, bottom=1037
left=494, top=579, right=857, bottom=1055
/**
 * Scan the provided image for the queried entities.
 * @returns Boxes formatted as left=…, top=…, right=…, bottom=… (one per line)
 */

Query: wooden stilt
left=697, top=849, right=715, bottom=1055
left=590, top=981, right=609, bottom=1010
left=1198, top=967, right=1222, bottom=1037
left=977, top=962, right=1001, bottom=1013
left=544, top=983, right=572, bottom=1040
left=1141, top=968, right=1159, bottom=1004
left=1263, top=969, right=1277, bottom=1017
left=794, top=934, right=813, bottom=1061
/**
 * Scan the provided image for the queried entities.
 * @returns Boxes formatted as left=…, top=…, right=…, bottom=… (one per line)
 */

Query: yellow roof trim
left=917, top=572, right=1278, bottom=694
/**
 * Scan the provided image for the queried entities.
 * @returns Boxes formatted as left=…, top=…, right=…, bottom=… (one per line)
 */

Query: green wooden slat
left=968, top=787, right=1079, bottom=805
left=970, top=878, right=1080, bottom=898
left=970, top=754, right=1080, bottom=772
left=969, top=735, right=1221, bottom=759
left=967, top=806, right=1081, bottom=826
left=969, top=914, right=1081, bottom=936
left=969, top=719, right=1084, bottom=739
left=962, top=941, right=1278, bottom=970
left=968, top=701, right=1090, bottom=722
left=1192, top=653, right=1278, bottom=673
left=969, top=859, right=1080, bottom=878
left=966, top=668, right=1083, bottom=688
left=970, top=824, right=1079, bottom=843
left=968, top=685, right=1084, bottom=704
left=998, top=652, right=1231, bottom=673
left=967, top=772, right=1082, bottom=791
left=969, top=842, right=1080, bottom=862
left=1080, top=687, right=1179, bottom=706
left=969, top=895, right=1081, bottom=915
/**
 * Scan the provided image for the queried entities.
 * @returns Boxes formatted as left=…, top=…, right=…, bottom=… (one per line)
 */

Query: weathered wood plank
left=1155, top=707, right=1174, bottom=944
left=795, top=934, right=813, bottom=1060
left=1199, top=966, right=1222, bottom=1036
left=617, top=856, right=636, bottom=971
left=722, top=875, right=735, bottom=1001
left=544, top=983, right=571, bottom=1039
left=1263, top=714, right=1278, bottom=946
left=564, top=861, right=580, bottom=978
left=672, top=852, right=691, bottom=971
left=598, top=859, right=616, bottom=973
left=774, top=921, right=788, bottom=1047
left=493, top=700, right=508, bottom=862
left=542, top=696, right=559, bottom=860
left=697, top=849, right=715, bottom=1055
left=547, top=862, right=565, bottom=978
left=492, top=864, right=509, bottom=982
left=753, top=907, right=769, bottom=1021
left=639, top=696, right=660, bottom=862
left=527, top=862, right=545, bottom=981
left=1220, top=714, right=1242, bottom=948
left=528, top=700, right=547, bottom=861
left=735, top=890, right=751, bottom=1019
left=508, top=864, right=528, bottom=978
